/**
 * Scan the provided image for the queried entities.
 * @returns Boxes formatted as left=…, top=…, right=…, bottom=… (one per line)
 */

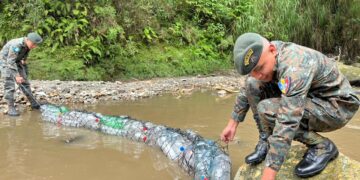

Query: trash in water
left=40, top=104, right=231, bottom=180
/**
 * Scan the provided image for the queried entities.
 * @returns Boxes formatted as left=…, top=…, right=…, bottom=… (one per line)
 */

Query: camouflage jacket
left=0, top=37, right=30, bottom=77
left=232, top=41, right=358, bottom=171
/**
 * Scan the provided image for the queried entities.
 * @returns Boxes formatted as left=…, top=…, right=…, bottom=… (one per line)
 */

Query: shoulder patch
left=12, top=46, right=20, bottom=53
left=278, top=77, right=291, bottom=94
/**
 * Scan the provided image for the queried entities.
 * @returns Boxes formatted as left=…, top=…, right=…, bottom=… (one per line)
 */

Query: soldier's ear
left=269, top=43, right=277, bottom=55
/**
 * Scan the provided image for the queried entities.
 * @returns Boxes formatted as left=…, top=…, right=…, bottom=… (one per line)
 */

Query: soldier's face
left=250, top=43, right=277, bottom=82
left=25, top=39, right=37, bottom=49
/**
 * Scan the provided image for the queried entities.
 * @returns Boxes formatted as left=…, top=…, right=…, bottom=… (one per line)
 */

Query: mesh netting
left=40, top=104, right=231, bottom=180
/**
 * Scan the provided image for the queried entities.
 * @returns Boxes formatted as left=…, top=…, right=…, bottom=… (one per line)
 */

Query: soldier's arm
left=231, top=80, right=250, bottom=122
left=6, top=45, right=21, bottom=77
left=221, top=78, right=250, bottom=143
left=265, top=59, right=316, bottom=171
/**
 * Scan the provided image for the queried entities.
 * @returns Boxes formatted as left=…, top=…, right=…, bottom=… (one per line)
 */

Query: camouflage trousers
left=0, top=59, right=3, bottom=78
left=0, top=61, right=3, bottom=102
left=3, top=64, right=33, bottom=103
left=245, top=77, right=359, bottom=145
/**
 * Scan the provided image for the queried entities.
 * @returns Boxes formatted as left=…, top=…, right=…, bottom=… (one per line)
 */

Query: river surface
left=1, top=91, right=359, bottom=180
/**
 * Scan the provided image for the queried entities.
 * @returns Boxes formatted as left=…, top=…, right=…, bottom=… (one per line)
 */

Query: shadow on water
left=0, top=90, right=360, bottom=179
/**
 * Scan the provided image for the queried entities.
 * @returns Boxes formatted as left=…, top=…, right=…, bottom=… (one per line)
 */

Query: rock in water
left=234, top=145, right=360, bottom=180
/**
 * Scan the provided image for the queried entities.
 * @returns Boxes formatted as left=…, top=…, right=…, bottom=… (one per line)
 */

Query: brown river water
left=1, top=91, right=359, bottom=180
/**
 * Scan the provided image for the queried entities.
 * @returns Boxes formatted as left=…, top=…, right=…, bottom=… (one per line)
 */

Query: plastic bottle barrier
left=40, top=104, right=231, bottom=180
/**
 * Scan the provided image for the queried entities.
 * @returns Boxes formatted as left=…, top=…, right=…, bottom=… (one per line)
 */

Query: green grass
left=28, top=44, right=232, bottom=81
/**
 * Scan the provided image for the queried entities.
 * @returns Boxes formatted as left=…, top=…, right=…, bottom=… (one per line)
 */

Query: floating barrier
left=40, top=104, right=231, bottom=180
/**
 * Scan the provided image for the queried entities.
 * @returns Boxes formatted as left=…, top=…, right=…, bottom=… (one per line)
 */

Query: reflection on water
left=0, top=91, right=360, bottom=180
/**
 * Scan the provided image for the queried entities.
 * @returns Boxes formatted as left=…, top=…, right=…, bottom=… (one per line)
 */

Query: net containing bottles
left=40, top=104, right=231, bottom=180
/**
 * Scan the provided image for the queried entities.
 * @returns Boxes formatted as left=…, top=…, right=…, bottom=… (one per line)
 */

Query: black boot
left=295, top=139, right=339, bottom=178
left=7, top=101, right=19, bottom=116
left=245, top=116, right=269, bottom=165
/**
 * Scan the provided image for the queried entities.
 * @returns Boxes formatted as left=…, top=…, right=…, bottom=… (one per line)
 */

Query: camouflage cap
left=27, top=32, right=43, bottom=44
left=233, top=32, right=264, bottom=75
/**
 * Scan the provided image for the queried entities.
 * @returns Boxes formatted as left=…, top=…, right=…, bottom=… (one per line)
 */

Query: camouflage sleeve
left=231, top=83, right=250, bottom=122
left=265, top=55, right=317, bottom=171
left=6, top=45, right=21, bottom=77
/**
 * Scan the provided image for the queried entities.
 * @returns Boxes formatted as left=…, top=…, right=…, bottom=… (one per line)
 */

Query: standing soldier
left=0, top=32, right=42, bottom=116
left=0, top=46, right=3, bottom=79
left=221, top=32, right=359, bottom=179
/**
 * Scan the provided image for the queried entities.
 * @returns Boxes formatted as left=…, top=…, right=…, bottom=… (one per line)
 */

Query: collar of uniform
left=271, top=41, right=283, bottom=72
left=21, top=37, right=29, bottom=50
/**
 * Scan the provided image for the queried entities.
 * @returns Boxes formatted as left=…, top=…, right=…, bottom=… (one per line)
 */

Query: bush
left=1, top=0, right=359, bottom=81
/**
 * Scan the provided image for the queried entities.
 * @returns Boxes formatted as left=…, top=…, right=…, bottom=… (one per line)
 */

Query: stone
left=112, top=96, right=119, bottom=101
left=217, top=90, right=227, bottom=96
left=64, top=94, right=72, bottom=99
left=234, top=145, right=360, bottom=180
left=36, top=91, right=48, bottom=97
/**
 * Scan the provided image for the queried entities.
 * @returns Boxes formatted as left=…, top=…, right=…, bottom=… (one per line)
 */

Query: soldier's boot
left=7, top=101, right=19, bottom=116
left=245, top=117, right=269, bottom=165
left=295, top=138, right=339, bottom=178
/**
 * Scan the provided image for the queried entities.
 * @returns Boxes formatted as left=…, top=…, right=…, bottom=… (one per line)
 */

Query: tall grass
left=235, top=0, right=360, bottom=60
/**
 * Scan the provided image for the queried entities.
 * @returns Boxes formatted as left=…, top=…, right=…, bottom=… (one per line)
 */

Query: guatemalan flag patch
left=12, top=47, right=20, bottom=53
left=278, top=77, right=291, bottom=94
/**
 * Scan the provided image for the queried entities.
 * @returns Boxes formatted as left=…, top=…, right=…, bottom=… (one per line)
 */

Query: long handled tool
left=18, top=81, right=41, bottom=107
left=13, top=74, right=41, bottom=107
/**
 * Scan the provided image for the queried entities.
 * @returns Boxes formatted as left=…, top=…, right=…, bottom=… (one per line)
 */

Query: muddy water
left=0, top=91, right=360, bottom=180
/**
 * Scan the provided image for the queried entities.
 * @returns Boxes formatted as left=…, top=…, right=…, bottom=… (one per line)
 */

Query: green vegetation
left=0, top=0, right=359, bottom=81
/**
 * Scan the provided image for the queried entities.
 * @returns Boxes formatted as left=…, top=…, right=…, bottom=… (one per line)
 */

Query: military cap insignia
left=12, top=47, right=20, bottom=54
left=278, top=77, right=291, bottom=94
left=244, top=48, right=254, bottom=66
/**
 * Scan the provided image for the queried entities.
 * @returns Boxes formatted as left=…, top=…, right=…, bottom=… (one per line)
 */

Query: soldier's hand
left=15, top=76, right=24, bottom=84
left=220, top=118, right=239, bottom=143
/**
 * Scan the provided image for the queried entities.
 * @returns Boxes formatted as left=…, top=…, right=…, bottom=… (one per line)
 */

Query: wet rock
left=214, top=84, right=239, bottom=94
left=180, top=88, right=194, bottom=95
left=234, top=145, right=360, bottom=180
left=217, top=90, right=227, bottom=97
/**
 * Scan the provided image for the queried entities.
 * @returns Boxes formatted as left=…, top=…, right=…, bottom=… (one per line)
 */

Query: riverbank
left=1, top=62, right=360, bottom=114
left=0, top=73, right=244, bottom=113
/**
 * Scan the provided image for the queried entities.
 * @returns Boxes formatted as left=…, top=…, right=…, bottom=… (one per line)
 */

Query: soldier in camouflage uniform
left=0, top=32, right=43, bottom=116
left=221, top=33, right=359, bottom=179
left=0, top=52, right=3, bottom=80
